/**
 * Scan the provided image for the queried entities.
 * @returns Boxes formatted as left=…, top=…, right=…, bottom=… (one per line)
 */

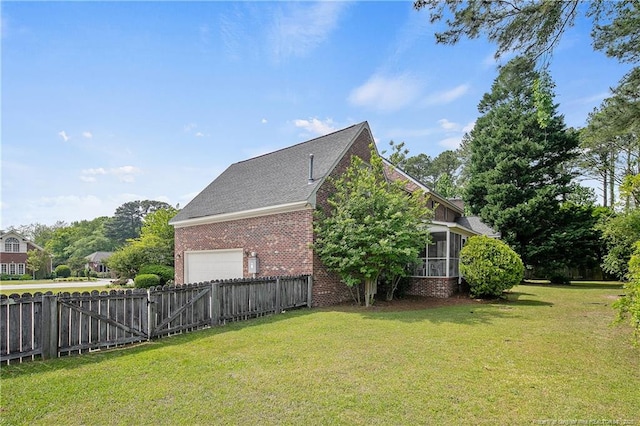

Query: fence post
left=210, top=282, right=219, bottom=326
left=306, top=275, right=313, bottom=308
left=40, top=294, right=58, bottom=360
left=147, top=289, right=155, bottom=340
left=275, top=277, right=281, bottom=314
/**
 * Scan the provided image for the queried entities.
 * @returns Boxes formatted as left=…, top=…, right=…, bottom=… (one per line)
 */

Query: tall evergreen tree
left=464, top=57, right=579, bottom=268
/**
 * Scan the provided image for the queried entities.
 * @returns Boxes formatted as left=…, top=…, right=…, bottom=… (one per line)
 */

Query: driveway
left=0, top=278, right=117, bottom=291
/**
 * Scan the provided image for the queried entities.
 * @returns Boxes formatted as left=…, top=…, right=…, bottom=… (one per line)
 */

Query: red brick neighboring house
left=0, top=230, right=52, bottom=277
left=169, top=122, right=497, bottom=306
left=85, top=251, right=114, bottom=277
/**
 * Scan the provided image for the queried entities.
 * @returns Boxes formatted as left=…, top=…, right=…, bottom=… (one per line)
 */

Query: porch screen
left=413, top=231, right=463, bottom=278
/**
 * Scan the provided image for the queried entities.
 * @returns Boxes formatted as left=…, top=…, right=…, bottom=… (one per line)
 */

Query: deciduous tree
left=314, top=146, right=432, bottom=306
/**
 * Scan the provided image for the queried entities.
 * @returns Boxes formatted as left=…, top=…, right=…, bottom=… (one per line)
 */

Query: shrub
left=139, top=264, right=174, bottom=285
left=549, top=273, right=571, bottom=285
left=134, top=274, right=161, bottom=289
left=20, top=274, right=33, bottom=280
left=460, top=235, right=524, bottom=298
left=54, top=265, right=71, bottom=278
left=614, top=241, right=640, bottom=343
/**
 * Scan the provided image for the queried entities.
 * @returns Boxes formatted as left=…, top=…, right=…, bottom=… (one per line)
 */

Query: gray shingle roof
left=170, top=122, right=369, bottom=223
left=455, top=216, right=501, bottom=237
left=85, top=252, right=113, bottom=262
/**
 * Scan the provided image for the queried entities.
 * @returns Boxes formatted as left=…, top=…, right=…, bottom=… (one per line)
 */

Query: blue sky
left=1, top=1, right=633, bottom=228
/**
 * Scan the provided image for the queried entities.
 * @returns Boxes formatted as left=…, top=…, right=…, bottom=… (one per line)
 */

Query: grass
left=1, top=282, right=638, bottom=425
left=0, top=278, right=126, bottom=296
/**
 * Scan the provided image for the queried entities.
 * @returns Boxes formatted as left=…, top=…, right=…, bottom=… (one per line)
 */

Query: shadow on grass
left=521, top=281, right=623, bottom=290
left=0, top=307, right=315, bottom=377
left=0, top=292, right=557, bottom=376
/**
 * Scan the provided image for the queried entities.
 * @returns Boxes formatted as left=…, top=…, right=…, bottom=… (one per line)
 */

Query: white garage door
left=185, top=249, right=243, bottom=283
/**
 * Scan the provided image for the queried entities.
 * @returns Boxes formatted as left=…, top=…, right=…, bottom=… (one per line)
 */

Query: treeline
left=12, top=200, right=177, bottom=279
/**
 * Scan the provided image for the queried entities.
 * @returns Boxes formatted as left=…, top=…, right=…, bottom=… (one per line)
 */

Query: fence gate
left=55, top=290, right=149, bottom=357
left=150, top=283, right=212, bottom=338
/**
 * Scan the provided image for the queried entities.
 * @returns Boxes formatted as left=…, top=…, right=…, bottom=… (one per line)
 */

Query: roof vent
left=308, top=154, right=314, bottom=184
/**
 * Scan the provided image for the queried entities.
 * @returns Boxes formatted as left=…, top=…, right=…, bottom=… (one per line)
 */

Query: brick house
left=169, top=122, right=497, bottom=306
left=85, top=251, right=114, bottom=277
left=0, top=230, right=52, bottom=277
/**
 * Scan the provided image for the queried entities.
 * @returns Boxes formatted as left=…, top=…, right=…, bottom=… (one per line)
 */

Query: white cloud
left=184, top=123, right=197, bottom=132
left=270, top=2, right=348, bottom=60
left=293, top=118, right=336, bottom=136
left=438, top=119, right=459, bottom=131
left=348, top=73, right=424, bottom=112
left=82, top=167, right=107, bottom=175
left=195, top=132, right=205, bottom=137
left=79, top=166, right=141, bottom=183
left=82, top=131, right=93, bottom=139
left=439, top=137, right=464, bottom=150
left=462, top=121, right=476, bottom=133
left=261, top=118, right=268, bottom=124
left=113, top=166, right=141, bottom=182
left=58, top=130, right=70, bottom=142
left=422, top=84, right=470, bottom=106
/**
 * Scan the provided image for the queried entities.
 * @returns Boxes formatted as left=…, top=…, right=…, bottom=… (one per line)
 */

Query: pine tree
left=464, top=57, right=579, bottom=268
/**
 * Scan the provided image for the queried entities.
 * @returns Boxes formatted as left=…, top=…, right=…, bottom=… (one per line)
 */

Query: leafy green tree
left=614, top=241, right=640, bottom=343
left=106, top=207, right=178, bottom=278
left=530, top=203, right=608, bottom=278
left=314, top=146, right=432, bottom=306
left=598, top=209, right=640, bottom=280
left=464, top=58, right=579, bottom=268
left=460, top=236, right=524, bottom=299
left=104, top=200, right=172, bottom=246
left=383, top=141, right=463, bottom=195
left=580, top=72, right=640, bottom=209
left=26, top=249, right=50, bottom=279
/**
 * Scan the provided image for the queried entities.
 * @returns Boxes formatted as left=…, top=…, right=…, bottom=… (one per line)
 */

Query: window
left=8, top=263, right=16, bottom=275
left=4, top=237, right=20, bottom=252
left=17, top=264, right=25, bottom=275
left=413, top=231, right=464, bottom=278
left=1, top=264, right=6, bottom=274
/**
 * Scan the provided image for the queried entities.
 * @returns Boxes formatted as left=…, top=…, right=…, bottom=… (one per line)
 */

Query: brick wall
left=311, top=127, right=374, bottom=306
left=174, top=209, right=314, bottom=285
left=406, top=277, right=460, bottom=298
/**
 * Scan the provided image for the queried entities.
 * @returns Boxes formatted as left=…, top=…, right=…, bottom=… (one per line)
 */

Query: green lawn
left=1, top=282, right=638, bottom=425
left=0, top=278, right=123, bottom=296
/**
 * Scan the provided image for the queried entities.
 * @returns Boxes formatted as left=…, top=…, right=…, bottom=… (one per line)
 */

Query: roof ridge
left=234, top=122, right=365, bottom=165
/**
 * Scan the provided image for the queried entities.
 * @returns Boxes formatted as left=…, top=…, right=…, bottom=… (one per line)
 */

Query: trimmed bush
left=460, top=235, right=524, bottom=298
left=20, top=274, right=33, bottom=280
left=134, top=273, right=161, bottom=289
left=139, top=264, right=174, bottom=285
left=549, top=273, right=571, bottom=285
left=54, top=265, right=71, bottom=278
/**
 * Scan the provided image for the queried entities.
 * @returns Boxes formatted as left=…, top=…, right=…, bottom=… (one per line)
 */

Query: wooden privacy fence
left=1, top=275, right=312, bottom=364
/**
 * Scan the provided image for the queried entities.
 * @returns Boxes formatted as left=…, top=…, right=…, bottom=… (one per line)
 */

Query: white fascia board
left=171, top=201, right=312, bottom=228
left=429, top=221, right=479, bottom=237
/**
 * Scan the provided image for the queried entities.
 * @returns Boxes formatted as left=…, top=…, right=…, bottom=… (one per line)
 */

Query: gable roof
left=85, top=252, right=113, bottom=262
left=380, top=158, right=464, bottom=215
left=455, top=216, right=501, bottom=238
left=0, top=229, right=46, bottom=251
left=170, top=122, right=371, bottom=226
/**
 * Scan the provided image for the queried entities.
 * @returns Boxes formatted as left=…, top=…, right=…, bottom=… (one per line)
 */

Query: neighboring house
left=0, top=230, right=52, bottom=277
left=85, top=251, right=114, bottom=276
left=170, top=122, right=497, bottom=306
